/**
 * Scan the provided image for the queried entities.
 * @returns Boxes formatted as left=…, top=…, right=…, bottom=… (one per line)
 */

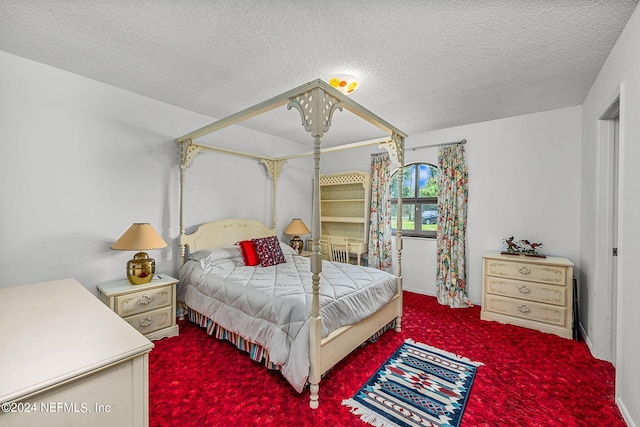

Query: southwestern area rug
left=343, top=339, right=482, bottom=427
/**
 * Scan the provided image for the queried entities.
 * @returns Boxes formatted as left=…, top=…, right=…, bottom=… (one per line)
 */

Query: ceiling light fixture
left=329, top=74, right=360, bottom=95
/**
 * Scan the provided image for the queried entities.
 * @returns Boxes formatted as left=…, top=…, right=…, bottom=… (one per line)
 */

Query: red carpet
left=149, top=292, right=625, bottom=426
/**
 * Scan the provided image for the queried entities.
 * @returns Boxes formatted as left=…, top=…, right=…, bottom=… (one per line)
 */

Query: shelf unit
left=319, top=171, right=371, bottom=261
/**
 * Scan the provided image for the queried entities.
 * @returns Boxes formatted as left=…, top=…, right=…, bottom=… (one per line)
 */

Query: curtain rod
left=410, top=139, right=466, bottom=151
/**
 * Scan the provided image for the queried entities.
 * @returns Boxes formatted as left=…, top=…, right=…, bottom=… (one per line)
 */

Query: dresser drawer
left=485, top=276, right=566, bottom=306
left=125, top=306, right=173, bottom=335
left=485, top=258, right=567, bottom=286
left=115, top=285, right=172, bottom=317
left=484, top=294, right=567, bottom=327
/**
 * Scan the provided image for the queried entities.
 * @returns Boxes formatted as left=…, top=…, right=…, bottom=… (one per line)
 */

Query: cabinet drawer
left=484, top=294, right=567, bottom=327
left=485, top=276, right=566, bottom=306
left=125, top=306, right=173, bottom=335
left=485, top=259, right=567, bottom=285
left=115, top=285, right=172, bottom=317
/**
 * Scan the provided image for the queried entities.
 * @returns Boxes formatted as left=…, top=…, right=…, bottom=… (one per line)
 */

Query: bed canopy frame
left=176, top=79, right=406, bottom=408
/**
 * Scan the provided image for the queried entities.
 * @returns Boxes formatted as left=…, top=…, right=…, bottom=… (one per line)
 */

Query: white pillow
left=205, top=245, right=243, bottom=262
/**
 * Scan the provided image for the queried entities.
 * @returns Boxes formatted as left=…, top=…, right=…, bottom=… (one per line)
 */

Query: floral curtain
left=368, top=152, right=393, bottom=272
left=436, top=144, right=471, bottom=307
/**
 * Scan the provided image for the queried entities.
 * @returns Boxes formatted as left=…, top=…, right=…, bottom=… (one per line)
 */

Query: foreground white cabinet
left=0, top=278, right=154, bottom=427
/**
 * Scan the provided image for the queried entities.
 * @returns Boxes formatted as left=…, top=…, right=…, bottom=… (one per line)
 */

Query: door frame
left=593, top=86, right=624, bottom=364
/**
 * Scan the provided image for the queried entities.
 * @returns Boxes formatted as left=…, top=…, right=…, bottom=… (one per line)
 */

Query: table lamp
left=111, top=223, right=168, bottom=285
left=284, top=218, right=310, bottom=254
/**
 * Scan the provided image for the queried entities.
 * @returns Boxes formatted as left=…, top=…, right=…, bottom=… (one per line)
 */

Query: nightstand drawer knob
left=138, top=294, right=153, bottom=305
left=139, top=317, right=153, bottom=328
left=517, top=304, right=531, bottom=313
left=518, top=266, right=531, bottom=275
left=517, top=285, right=531, bottom=294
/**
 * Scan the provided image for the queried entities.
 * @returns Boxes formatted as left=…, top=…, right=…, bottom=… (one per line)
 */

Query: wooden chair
left=328, top=236, right=351, bottom=264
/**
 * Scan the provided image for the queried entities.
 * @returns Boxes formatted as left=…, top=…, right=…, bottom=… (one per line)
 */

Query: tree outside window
left=390, top=163, right=439, bottom=238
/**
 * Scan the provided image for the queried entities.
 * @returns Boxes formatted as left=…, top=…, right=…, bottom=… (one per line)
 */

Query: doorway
left=599, top=96, right=620, bottom=365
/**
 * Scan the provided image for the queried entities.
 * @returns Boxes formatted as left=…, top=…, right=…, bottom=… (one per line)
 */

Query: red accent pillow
left=252, top=236, right=286, bottom=267
left=238, top=240, right=259, bottom=266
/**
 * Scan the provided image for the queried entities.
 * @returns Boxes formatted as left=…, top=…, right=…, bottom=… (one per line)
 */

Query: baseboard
left=617, top=396, right=637, bottom=427
left=579, top=322, right=595, bottom=354
left=578, top=323, right=635, bottom=426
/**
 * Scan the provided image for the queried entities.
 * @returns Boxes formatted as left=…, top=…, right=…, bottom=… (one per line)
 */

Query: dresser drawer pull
left=138, top=294, right=153, bottom=305
left=517, top=285, right=531, bottom=294
left=517, top=304, right=531, bottom=313
left=518, top=266, right=531, bottom=275
left=139, top=317, right=153, bottom=328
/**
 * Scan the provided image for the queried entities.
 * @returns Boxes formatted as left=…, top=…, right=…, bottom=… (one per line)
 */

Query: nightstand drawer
left=115, top=285, right=173, bottom=317
left=485, top=259, right=567, bottom=285
left=485, top=276, right=566, bottom=306
left=125, top=306, right=173, bottom=335
left=484, top=294, right=567, bottom=327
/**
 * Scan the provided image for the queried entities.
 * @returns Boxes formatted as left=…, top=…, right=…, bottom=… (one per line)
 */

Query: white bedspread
left=178, top=249, right=396, bottom=393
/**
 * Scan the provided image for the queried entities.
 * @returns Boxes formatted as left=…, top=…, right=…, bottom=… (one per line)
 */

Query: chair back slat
left=328, top=236, right=350, bottom=264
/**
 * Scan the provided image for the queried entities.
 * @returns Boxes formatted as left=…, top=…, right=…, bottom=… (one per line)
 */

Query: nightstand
left=97, top=274, right=179, bottom=341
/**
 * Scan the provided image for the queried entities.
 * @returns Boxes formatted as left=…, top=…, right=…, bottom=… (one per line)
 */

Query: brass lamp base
left=126, top=252, right=155, bottom=285
left=289, top=236, right=304, bottom=254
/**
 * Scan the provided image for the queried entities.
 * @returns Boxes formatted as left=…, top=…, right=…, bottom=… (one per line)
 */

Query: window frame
left=390, top=162, right=439, bottom=238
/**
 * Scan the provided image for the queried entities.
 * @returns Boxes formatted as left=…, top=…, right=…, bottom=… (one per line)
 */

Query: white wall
left=580, top=4, right=640, bottom=424
left=0, top=50, right=310, bottom=292
left=321, top=106, right=582, bottom=304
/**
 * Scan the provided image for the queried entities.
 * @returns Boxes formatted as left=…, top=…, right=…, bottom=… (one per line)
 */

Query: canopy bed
left=175, top=79, right=406, bottom=408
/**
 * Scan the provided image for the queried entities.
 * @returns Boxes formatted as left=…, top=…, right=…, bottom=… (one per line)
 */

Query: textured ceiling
left=1, top=0, right=637, bottom=145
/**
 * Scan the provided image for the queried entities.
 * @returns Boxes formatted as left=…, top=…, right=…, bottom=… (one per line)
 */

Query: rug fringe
left=405, top=338, right=484, bottom=367
left=342, top=399, right=403, bottom=427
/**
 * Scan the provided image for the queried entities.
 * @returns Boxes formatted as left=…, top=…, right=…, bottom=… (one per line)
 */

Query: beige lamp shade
left=284, top=218, right=310, bottom=236
left=111, top=223, right=167, bottom=285
left=111, top=223, right=168, bottom=251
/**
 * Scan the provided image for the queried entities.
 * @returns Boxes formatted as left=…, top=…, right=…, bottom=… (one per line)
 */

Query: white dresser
left=481, top=251, right=574, bottom=339
left=97, top=274, right=179, bottom=341
left=0, top=278, right=153, bottom=426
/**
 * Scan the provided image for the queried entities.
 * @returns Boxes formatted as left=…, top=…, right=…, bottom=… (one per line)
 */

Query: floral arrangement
left=503, top=236, right=543, bottom=255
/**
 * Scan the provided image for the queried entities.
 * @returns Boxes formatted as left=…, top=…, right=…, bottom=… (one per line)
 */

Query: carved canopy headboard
left=179, top=218, right=275, bottom=266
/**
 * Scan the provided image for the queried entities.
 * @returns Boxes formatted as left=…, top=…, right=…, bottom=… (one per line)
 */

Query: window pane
left=391, top=203, right=416, bottom=231
left=419, top=164, right=439, bottom=197
left=421, top=203, right=438, bottom=231
left=390, top=162, right=439, bottom=238
left=402, top=203, right=416, bottom=230
left=402, top=165, right=416, bottom=198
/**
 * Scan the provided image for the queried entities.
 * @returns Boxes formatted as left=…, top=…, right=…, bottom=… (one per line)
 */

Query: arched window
left=390, top=162, right=439, bottom=238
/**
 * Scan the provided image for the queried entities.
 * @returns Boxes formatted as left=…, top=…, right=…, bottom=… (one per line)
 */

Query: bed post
left=288, top=85, right=342, bottom=409
left=381, top=133, right=405, bottom=331
left=308, top=134, right=323, bottom=409
left=393, top=133, right=405, bottom=331
left=179, top=139, right=201, bottom=268
left=261, top=159, right=287, bottom=231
